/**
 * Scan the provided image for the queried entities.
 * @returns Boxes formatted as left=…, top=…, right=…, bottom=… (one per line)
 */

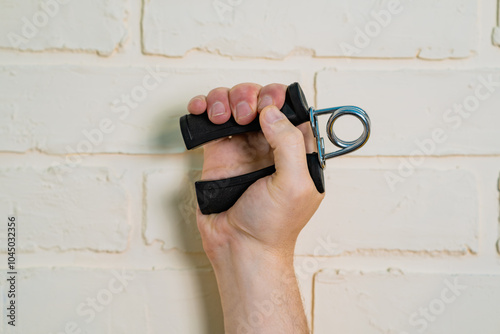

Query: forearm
left=210, top=244, right=309, bottom=334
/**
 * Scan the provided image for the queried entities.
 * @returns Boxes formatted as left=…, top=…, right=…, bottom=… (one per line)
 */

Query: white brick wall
left=296, top=168, right=479, bottom=255
left=0, top=66, right=300, bottom=154
left=0, top=0, right=128, bottom=55
left=316, top=70, right=500, bottom=156
left=1, top=0, right=499, bottom=333
left=2, top=267, right=222, bottom=333
left=0, top=167, right=129, bottom=252
left=142, top=0, right=477, bottom=59
left=313, top=270, right=500, bottom=334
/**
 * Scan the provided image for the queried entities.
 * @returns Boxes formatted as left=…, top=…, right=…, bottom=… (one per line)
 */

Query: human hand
left=187, top=83, right=322, bottom=333
left=187, top=83, right=324, bottom=261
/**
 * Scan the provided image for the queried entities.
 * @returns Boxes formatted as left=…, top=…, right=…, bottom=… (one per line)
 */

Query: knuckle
left=262, top=83, right=287, bottom=101
left=281, top=128, right=303, bottom=147
left=232, top=82, right=260, bottom=92
left=207, top=87, right=228, bottom=101
left=231, top=82, right=251, bottom=92
left=263, top=83, right=286, bottom=93
left=229, top=85, right=259, bottom=105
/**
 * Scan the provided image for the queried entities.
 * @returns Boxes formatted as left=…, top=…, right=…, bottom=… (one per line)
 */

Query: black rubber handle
left=196, top=153, right=325, bottom=214
left=180, top=82, right=310, bottom=150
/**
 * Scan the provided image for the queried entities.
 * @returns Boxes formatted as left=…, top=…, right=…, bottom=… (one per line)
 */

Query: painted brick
left=494, top=3, right=500, bottom=47
left=316, top=69, right=500, bottom=156
left=0, top=66, right=300, bottom=154
left=0, top=267, right=223, bottom=334
left=494, top=27, right=500, bottom=47
left=296, top=168, right=478, bottom=254
left=294, top=258, right=318, bottom=331
left=0, top=167, right=129, bottom=251
left=142, top=0, right=477, bottom=59
left=313, top=269, right=500, bottom=334
left=0, top=0, right=128, bottom=55
left=498, top=173, right=500, bottom=256
left=144, top=163, right=203, bottom=252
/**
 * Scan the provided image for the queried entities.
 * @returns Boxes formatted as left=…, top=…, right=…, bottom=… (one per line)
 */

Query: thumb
left=260, top=105, right=311, bottom=188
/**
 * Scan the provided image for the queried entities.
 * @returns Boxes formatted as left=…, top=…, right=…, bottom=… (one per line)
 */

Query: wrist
left=208, top=238, right=299, bottom=307
left=206, top=235, right=295, bottom=273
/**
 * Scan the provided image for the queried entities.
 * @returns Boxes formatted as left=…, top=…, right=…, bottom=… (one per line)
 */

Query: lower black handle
left=181, top=82, right=310, bottom=150
left=196, top=153, right=324, bottom=215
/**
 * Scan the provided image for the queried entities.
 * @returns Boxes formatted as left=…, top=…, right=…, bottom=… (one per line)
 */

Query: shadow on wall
left=151, top=107, right=225, bottom=333
left=150, top=105, right=187, bottom=154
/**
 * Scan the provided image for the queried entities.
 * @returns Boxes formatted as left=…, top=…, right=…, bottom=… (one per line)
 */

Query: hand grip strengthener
left=179, top=82, right=371, bottom=214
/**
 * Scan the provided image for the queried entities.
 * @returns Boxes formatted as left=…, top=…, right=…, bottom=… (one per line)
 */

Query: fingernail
left=235, top=101, right=253, bottom=121
left=264, top=106, right=285, bottom=124
left=258, top=95, right=273, bottom=110
left=209, top=101, right=226, bottom=118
